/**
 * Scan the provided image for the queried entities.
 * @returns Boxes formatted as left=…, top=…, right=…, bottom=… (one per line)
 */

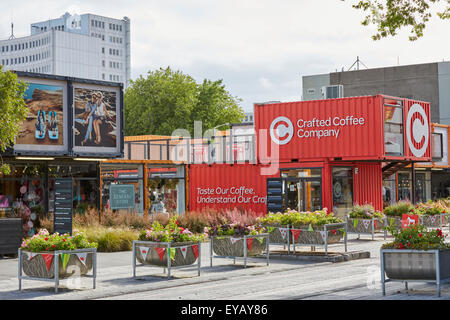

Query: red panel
left=353, top=163, right=383, bottom=211
left=254, top=96, right=384, bottom=163
left=188, top=164, right=277, bottom=214
left=403, top=99, right=432, bottom=161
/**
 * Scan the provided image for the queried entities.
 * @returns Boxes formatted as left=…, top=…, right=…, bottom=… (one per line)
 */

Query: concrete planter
left=18, top=248, right=97, bottom=293
left=21, top=251, right=94, bottom=279
left=211, top=235, right=267, bottom=257
left=381, top=249, right=450, bottom=297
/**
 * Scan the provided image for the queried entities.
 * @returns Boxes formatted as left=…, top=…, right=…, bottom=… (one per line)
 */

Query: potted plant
left=288, top=210, right=346, bottom=246
left=206, top=222, right=269, bottom=267
left=346, top=204, right=386, bottom=239
left=257, top=211, right=293, bottom=247
left=133, top=217, right=206, bottom=278
left=413, top=200, right=449, bottom=228
left=383, top=200, right=415, bottom=229
left=18, top=229, right=98, bottom=293
left=381, top=225, right=450, bottom=297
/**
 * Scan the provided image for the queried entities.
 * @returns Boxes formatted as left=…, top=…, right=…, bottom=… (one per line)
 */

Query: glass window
left=281, top=168, right=321, bottom=178
left=398, top=172, right=411, bottom=201
left=384, top=100, right=404, bottom=156
left=332, top=167, right=353, bottom=217
left=383, top=176, right=396, bottom=207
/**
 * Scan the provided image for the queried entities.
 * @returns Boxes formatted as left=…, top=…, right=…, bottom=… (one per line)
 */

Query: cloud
left=1, top=0, right=449, bottom=113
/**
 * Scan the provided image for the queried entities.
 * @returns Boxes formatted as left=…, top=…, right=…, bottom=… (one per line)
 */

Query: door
left=284, top=178, right=322, bottom=212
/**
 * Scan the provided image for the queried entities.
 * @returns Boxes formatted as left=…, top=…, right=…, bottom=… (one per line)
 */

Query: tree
left=124, top=67, right=244, bottom=137
left=347, top=0, right=449, bottom=40
left=0, top=67, right=28, bottom=174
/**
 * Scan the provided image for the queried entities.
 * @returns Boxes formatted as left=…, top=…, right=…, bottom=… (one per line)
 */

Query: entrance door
left=285, top=178, right=322, bottom=212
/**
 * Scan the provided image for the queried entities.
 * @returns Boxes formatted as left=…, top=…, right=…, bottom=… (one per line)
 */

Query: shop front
left=188, top=95, right=432, bottom=217
left=0, top=72, right=123, bottom=255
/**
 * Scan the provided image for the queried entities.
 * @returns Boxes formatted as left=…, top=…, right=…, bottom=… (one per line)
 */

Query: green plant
left=349, top=204, right=385, bottom=219
left=20, top=229, right=97, bottom=252
left=383, top=201, right=414, bottom=217
left=206, top=223, right=266, bottom=237
left=258, top=209, right=343, bottom=227
left=382, top=224, right=450, bottom=250
left=139, top=216, right=207, bottom=243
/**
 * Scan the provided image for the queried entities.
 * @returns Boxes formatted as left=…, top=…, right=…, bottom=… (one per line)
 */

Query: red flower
left=407, top=242, right=411, bottom=247
left=409, top=235, right=412, bottom=239
left=398, top=243, right=404, bottom=249
left=62, top=239, right=66, bottom=242
left=52, top=244, right=55, bottom=248
left=175, top=220, right=179, bottom=225
left=45, top=237, right=48, bottom=241
left=419, top=233, right=423, bottom=238
left=46, top=247, right=49, bottom=250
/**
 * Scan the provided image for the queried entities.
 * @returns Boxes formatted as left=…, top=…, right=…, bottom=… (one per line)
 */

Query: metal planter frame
left=265, top=225, right=291, bottom=254
left=209, top=234, right=270, bottom=268
left=381, top=249, right=450, bottom=297
left=291, top=223, right=348, bottom=255
left=345, top=216, right=387, bottom=240
left=18, top=248, right=97, bottom=294
left=132, top=240, right=201, bottom=280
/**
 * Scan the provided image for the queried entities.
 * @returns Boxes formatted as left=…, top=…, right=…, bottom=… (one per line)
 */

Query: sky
left=1, top=0, right=449, bottom=112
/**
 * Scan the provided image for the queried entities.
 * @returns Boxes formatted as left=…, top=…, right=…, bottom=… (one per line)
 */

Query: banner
left=180, top=246, right=188, bottom=259
left=139, top=247, right=149, bottom=260
left=155, top=248, right=166, bottom=261
left=278, top=228, right=288, bottom=240
left=246, top=238, right=254, bottom=251
left=60, top=253, right=71, bottom=270
left=192, top=245, right=199, bottom=259
left=362, top=220, right=371, bottom=229
left=76, top=253, right=88, bottom=266
left=41, top=254, right=54, bottom=271
left=291, top=229, right=301, bottom=242
left=319, top=231, right=327, bottom=242
left=230, top=237, right=241, bottom=244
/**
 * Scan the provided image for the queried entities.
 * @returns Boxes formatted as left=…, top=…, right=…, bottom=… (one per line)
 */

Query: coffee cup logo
left=406, top=103, right=429, bottom=157
left=269, top=116, right=294, bottom=145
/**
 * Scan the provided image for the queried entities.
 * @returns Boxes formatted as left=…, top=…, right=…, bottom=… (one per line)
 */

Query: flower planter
left=209, top=234, right=270, bottom=268
left=385, top=216, right=403, bottom=229
left=419, top=214, right=448, bottom=228
left=290, top=223, right=347, bottom=255
left=381, top=249, right=450, bottom=297
left=133, top=240, right=201, bottom=279
left=264, top=224, right=290, bottom=245
left=18, top=248, right=97, bottom=293
left=345, top=217, right=387, bottom=240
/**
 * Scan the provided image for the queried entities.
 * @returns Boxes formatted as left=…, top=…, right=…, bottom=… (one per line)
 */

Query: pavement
left=1, top=231, right=450, bottom=301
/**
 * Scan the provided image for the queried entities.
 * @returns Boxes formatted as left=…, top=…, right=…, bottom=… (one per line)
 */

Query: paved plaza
left=1, top=232, right=449, bottom=300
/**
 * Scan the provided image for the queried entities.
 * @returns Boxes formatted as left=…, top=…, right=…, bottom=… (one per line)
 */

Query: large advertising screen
left=13, top=77, right=68, bottom=154
left=72, top=83, right=122, bottom=156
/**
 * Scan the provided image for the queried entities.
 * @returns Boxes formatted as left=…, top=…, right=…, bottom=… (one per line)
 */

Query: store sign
left=53, top=178, right=73, bottom=235
left=109, top=184, right=135, bottom=209
left=401, top=214, right=419, bottom=229
left=406, top=103, right=429, bottom=158
left=196, top=186, right=266, bottom=205
left=270, top=115, right=366, bottom=145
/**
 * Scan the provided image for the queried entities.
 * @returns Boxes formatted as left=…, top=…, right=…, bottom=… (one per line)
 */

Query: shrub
left=383, top=201, right=414, bottom=217
left=206, top=223, right=266, bottom=237
left=382, top=224, right=450, bottom=250
left=349, top=204, right=385, bottom=219
left=139, top=216, right=207, bottom=243
left=20, top=229, right=97, bottom=252
left=258, top=209, right=343, bottom=227
left=80, top=226, right=139, bottom=252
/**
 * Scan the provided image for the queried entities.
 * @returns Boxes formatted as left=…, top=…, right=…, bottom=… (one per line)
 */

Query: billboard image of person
left=16, top=83, right=64, bottom=146
left=74, top=88, right=117, bottom=148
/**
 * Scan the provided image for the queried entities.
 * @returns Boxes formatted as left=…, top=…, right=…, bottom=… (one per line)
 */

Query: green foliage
left=206, top=223, right=266, bottom=237
left=258, top=209, right=344, bottom=227
left=0, top=67, right=28, bottom=173
left=382, top=224, right=450, bottom=250
left=349, top=204, right=385, bottom=219
left=21, top=229, right=97, bottom=252
left=139, top=216, right=207, bottom=243
left=383, top=200, right=414, bottom=216
left=124, top=67, right=244, bottom=137
left=347, top=0, right=449, bottom=40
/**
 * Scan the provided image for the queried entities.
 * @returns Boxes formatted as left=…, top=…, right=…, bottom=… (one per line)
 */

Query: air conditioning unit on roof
left=321, top=85, right=344, bottom=99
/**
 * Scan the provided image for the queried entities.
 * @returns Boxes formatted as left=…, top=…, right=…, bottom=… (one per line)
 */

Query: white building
left=0, top=12, right=130, bottom=87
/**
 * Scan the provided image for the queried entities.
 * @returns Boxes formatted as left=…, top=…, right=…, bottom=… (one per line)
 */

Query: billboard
left=13, top=77, right=68, bottom=155
left=72, top=83, right=122, bottom=156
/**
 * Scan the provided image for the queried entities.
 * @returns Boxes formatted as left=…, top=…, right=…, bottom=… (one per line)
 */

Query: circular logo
left=269, top=116, right=294, bottom=145
left=406, top=103, right=429, bottom=157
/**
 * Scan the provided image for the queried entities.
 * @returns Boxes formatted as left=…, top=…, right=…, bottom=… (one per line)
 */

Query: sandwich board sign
left=53, top=178, right=73, bottom=235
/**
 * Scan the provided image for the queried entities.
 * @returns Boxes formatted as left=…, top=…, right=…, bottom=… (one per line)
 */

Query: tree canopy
left=0, top=67, right=28, bottom=174
left=124, top=67, right=244, bottom=137
left=347, top=0, right=449, bottom=40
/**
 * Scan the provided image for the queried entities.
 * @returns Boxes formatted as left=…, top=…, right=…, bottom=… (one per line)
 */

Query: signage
left=406, top=103, right=429, bottom=158
left=53, top=178, right=73, bottom=235
left=401, top=214, right=419, bottom=229
left=195, top=186, right=266, bottom=205
left=109, top=184, right=135, bottom=209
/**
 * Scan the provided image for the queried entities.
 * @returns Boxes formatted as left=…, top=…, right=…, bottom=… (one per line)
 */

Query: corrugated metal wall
left=353, top=163, right=383, bottom=211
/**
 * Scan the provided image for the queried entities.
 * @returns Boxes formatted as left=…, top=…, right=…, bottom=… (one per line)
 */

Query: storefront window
left=281, top=168, right=321, bottom=179
left=383, top=176, right=396, bottom=207
left=398, top=172, right=411, bottom=201
left=384, top=101, right=404, bottom=156
left=332, top=167, right=353, bottom=217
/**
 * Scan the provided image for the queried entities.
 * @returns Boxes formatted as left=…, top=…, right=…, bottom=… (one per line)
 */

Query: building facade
left=302, top=61, right=450, bottom=125
left=0, top=12, right=130, bottom=87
